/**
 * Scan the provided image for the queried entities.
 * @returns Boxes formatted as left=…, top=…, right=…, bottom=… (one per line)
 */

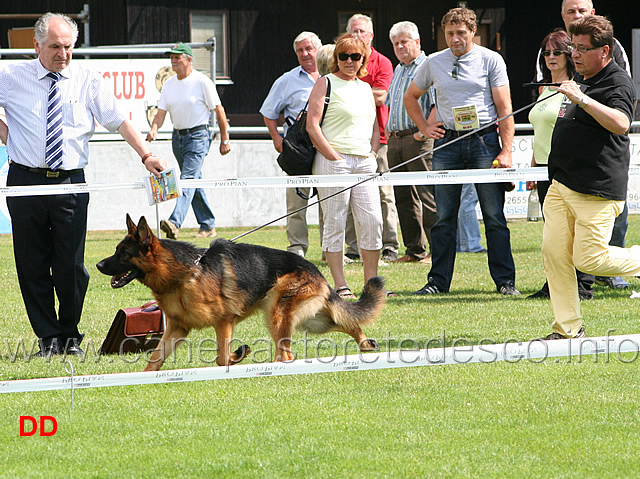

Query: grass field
left=1, top=218, right=639, bottom=478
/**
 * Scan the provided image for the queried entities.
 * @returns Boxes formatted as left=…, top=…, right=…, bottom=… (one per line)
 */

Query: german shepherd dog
left=96, top=215, right=386, bottom=371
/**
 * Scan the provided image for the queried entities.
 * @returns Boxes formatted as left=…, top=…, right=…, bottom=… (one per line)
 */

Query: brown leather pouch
left=99, top=301, right=164, bottom=355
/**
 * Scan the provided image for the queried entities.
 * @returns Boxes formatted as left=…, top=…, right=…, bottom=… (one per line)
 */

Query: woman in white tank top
left=307, top=33, right=383, bottom=300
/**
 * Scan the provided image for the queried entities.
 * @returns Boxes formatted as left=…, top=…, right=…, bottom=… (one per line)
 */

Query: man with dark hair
left=405, top=7, right=519, bottom=296
left=541, top=15, right=637, bottom=339
left=529, top=0, right=632, bottom=299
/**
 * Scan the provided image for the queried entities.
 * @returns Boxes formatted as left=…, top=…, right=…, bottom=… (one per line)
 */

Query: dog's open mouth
left=110, top=271, right=139, bottom=288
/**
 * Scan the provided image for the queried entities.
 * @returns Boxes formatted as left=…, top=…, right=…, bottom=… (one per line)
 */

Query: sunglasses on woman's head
left=338, top=52, right=362, bottom=62
left=541, top=50, right=565, bottom=57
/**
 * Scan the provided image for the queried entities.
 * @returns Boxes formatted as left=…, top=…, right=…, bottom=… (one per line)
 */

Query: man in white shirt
left=148, top=43, right=230, bottom=240
left=0, top=13, right=165, bottom=357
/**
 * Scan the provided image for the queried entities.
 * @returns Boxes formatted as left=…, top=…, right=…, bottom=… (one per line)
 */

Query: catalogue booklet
left=143, top=168, right=181, bottom=205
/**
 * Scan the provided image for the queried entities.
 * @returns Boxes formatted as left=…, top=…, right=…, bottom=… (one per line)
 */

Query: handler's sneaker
left=195, top=228, right=216, bottom=239
left=160, top=219, right=179, bottom=239
left=595, top=276, right=629, bottom=289
left=541, top=327, right=586, bottom=340
left=413, top=281, right=442, bottom=295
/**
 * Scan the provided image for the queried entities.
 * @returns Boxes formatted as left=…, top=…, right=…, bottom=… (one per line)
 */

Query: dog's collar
left=194, top=254, right=203, bottom=266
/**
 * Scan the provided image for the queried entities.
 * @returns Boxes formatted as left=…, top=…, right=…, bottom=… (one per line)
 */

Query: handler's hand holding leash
left=556, top=80, right=588, bottom=106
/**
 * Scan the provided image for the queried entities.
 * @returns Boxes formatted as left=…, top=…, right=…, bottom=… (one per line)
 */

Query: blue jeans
left=429, top=130, right=515, bottom=291
left=610, top=202, right=628, bottom=247
left=456, top=184, right=484, bottom=252
left=169, top=128, right=216, bottom=230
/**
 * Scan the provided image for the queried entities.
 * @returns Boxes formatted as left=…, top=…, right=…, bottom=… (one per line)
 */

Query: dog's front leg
left=215, top=318, right=250, bottom=366
left=144, top=322, right=189, bottom=371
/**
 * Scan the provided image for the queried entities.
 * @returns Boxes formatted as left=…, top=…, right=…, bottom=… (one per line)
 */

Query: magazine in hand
left=143, top=168, right=182, bottom=205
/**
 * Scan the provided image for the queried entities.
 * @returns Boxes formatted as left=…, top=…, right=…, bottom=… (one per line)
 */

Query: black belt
left=443, top=127, right=497, bottom=139
left=443, top=129, right=473, bottom=138
left=389, top=127, right=418, bottom=138
left=12, top=162, right=83, bottom=178
left=174, top=124, right=208, bottom=135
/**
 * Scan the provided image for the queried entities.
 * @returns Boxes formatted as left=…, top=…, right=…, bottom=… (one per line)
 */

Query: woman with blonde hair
left=306, top=33, right=383, bottom=299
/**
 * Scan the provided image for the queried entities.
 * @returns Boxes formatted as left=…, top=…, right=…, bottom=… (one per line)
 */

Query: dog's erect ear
left=136, top=216, right=155, bottom=246
left=126, top=214, right=137, bottom=234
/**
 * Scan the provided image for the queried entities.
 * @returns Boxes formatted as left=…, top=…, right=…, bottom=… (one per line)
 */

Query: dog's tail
left=299, top=276, right=386, bottom=334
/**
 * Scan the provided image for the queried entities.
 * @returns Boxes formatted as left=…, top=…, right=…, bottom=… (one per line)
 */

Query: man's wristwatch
left=221, top=139, right=230, bottom=145
left=579, top=95, right=590, bottom=108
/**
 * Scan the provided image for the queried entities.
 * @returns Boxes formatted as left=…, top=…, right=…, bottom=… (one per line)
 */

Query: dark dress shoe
left=65, top=345, right=85, bottom=356
left=33, top=344, right=60, bottom=358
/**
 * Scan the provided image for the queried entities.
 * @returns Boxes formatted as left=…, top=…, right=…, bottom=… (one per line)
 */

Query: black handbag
left=276, top=77, right=332, bottom=179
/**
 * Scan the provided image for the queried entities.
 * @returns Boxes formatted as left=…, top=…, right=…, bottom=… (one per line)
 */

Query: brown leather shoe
left=393, top=254, right=419, bottom=263
left=419, top=254, right=432, bottom=264
left=195, top=227, right=216, bottom=238
left=160, top=219, right=179, bottom=239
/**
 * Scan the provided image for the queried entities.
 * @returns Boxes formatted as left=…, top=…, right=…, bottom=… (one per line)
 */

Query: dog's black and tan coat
left=97, top=215, right=386, bottom=371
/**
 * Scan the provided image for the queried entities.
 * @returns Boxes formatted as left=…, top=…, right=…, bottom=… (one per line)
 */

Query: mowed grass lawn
left=1, top=217, right=639, bottom=478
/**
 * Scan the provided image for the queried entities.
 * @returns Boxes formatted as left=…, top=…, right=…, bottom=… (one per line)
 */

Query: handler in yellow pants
left=543, top=181, right=640, bottom=337
left=539, top=16, right=636, bottom=339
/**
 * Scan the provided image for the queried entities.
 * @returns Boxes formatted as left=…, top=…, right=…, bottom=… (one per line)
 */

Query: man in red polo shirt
left=346, top=13, right=399, bottom=263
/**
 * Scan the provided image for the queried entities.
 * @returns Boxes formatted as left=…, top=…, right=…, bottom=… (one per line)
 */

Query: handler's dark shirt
left=548, top=61, right=635, bottom=201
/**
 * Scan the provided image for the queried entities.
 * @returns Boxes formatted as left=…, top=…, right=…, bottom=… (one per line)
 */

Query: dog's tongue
left=110, top=273, right=129, bottom=288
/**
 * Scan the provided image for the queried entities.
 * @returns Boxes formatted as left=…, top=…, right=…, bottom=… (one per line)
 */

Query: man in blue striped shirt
left=0, top=13, right=166, bottom=358
left=385, top=21, right=435, bottom=264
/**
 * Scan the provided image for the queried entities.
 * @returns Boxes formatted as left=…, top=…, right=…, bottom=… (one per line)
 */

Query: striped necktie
left=45, top=72, right=63, bottom=170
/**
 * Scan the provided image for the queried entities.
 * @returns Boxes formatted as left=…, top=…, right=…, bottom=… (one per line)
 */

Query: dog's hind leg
left=144, top=322, right=190, bottom=372
left=215, top=319, right=251, bottom=366
left=269, top=308, right=295, bottom=362
left=336, top=325, right=379, bottom=352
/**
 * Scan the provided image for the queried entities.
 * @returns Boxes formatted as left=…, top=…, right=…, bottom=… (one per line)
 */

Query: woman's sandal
left=386, top=291, right=397, bottom=297
left=336, top=286, right=357, bottom=299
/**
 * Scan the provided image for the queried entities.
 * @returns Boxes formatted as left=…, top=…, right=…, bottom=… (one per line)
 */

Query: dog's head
left=96, top=214, right=157, bottom=288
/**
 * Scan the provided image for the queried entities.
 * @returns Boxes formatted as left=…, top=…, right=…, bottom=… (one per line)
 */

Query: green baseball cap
left=167, top=43, right=193, bottom=56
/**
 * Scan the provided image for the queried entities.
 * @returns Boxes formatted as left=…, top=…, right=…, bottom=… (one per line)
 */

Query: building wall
left=0, top=1, right=634, bottom=125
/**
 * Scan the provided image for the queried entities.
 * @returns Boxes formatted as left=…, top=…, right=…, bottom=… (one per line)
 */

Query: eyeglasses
left=451, top=60, right=460, bottom=79
left=568, top=44, right=600, bottom=54
left=541, top=49, right=565, bottom=57
left=338, top=52, right=362, bottom=62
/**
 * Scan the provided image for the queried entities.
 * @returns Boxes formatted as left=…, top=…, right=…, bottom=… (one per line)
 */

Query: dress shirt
left=259, top=65, right=316, bottom=130
left=0, top=59, right=126, bottom=169
left=385, top=52, right=433, bottom=132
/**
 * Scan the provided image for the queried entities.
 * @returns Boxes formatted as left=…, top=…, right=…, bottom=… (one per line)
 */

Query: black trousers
left=6, top=164, right=89, bottom=347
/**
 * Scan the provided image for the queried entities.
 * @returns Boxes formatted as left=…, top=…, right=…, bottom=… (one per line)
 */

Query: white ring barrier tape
left=2, top=167, right=640, bottom=197
left=0, top=167, right=551, bottom=197
left=1, top=334, right=637, bottom=394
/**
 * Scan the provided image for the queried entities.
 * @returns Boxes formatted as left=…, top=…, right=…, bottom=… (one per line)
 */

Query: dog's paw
left=360, top=338, right=379, bottom=351
left=231, top=344, right=251, bottom=363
